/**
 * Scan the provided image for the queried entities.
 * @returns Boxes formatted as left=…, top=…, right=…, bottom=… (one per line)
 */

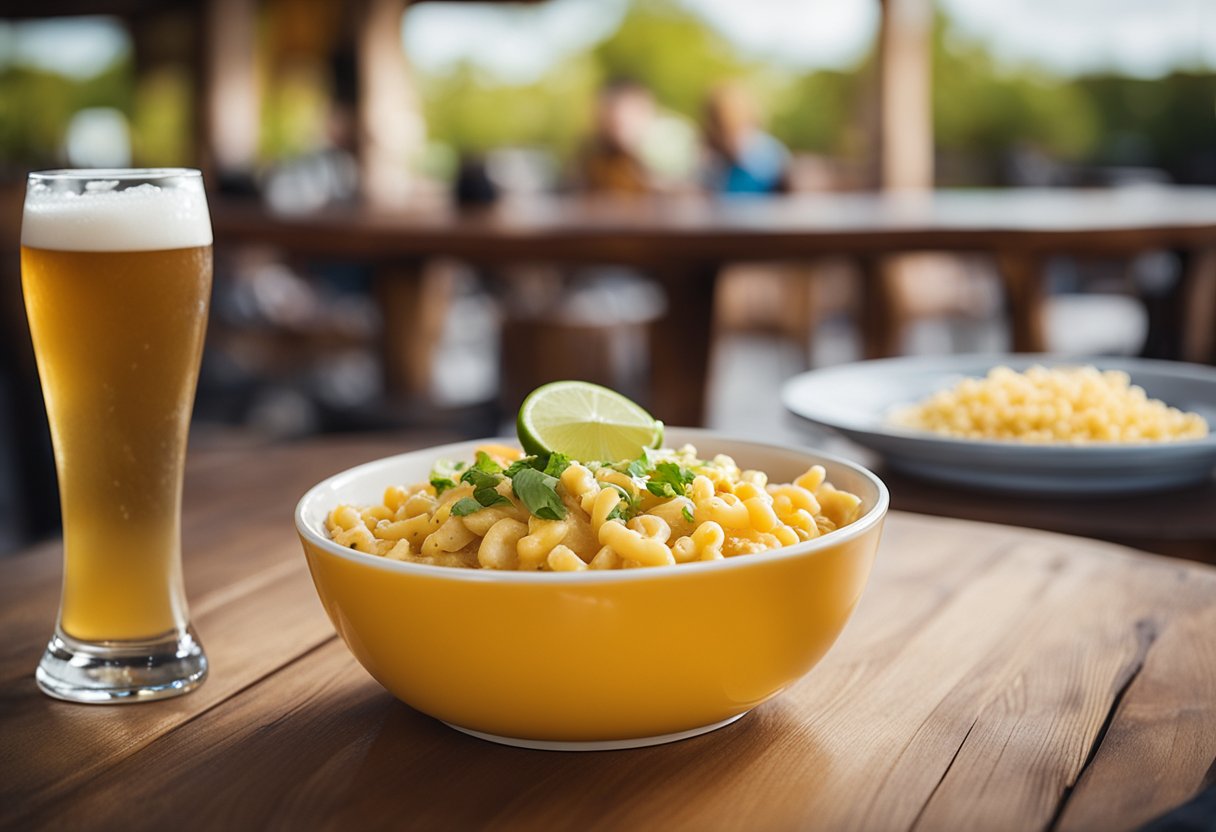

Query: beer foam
left=21, top=181, right=213, bottom=252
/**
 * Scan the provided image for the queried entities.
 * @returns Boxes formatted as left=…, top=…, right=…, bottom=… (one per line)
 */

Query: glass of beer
left=21, top=169, right=212, bottom=703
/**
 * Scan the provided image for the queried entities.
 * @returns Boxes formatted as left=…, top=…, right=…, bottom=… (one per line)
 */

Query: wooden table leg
left=648, top=263, right=719, bottom=428
left=374, top=260, right=438, bottom=397
left=856, top=255, right=901, bottom=359
left=996, top=252, right=1048, bottom=353
left=1181, top=248, right=1216, bottom=364
left=1172, top=246, right=1216, bottom=364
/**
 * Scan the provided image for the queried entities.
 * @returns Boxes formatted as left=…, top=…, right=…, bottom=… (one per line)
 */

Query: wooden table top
left=212, top=187, right=1216, bottom=262
left=792, top=431, right=1216, bottom=563
left=3, top=435, right=1214, bottom=831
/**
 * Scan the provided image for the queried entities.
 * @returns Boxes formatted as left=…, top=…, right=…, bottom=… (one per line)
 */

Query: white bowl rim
left=294, top=427, right=889, bottom=584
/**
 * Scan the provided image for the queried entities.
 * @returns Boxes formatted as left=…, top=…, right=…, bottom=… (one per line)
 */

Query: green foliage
left=0, top=2, right=1212, bottom=186
left=0, top=57, right=132, bottom=167
left=768, top=70, right=861, bottom=154
left=592, top=0, right=751, bottom=116
left=419, top=56, right=599, bottom=157
left=131, top=67, right=192, bottom=166
left=1074, top=73, right=1216, bottom=177
left=932, top=18, right=1100, bottom=163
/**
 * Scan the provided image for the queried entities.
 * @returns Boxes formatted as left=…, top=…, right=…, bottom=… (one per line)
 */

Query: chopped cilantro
left=431, top=477, right=457, bottom=495
left=645, top=480, right=679, bottom=498
left=429, top=459, right=466, bottom=495
left=471, top=451, right=503, bottom=475
left=682, top=504, right=696, bottom=524
left=460, top=466, right=501, bottom=491
left=543, top=452, right=571, bottom=477
left=475, top=487, right=512, bottom=508
left=452, top=486, right=512, bottom=516
left=504, top=455, right=543, bottom=478
left=649, top=461, right=695, bottom=497
left=510, top=467, right=567, bottom=520
left=450, top=497, right=483, bottom=516
left=626, top=459, right=648, bottom=478
left=625, top=447, right=654, bottom=478
left=603, top=482, right=641, bottom=522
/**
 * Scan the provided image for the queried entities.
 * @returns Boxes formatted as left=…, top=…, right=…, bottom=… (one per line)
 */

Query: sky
left=938, top=0, right=1216, bottom=78
left=0, top=15, right=128, bottom=79
left=403, top=0, right=1216, bottom=81
left=0, top=1, right=1213, bottom=82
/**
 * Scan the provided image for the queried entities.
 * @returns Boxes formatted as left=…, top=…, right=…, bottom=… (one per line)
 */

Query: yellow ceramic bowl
left=295, top=428, right=888, bottom=750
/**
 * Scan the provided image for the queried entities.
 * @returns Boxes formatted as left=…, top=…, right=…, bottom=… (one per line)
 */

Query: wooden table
left=880, top=466, right=1216, bottom=564
left=790, top=430, right=1216, bottom=564
left=3, top=436, right=1215, bottom=831
left=212, top=188, right=1216, bottom=426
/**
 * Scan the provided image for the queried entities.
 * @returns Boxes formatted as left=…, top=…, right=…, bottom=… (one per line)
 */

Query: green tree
left=591, top=0, right=754, bottom=117
left=932, top=16, right=1101, bottom=173
left=768, top=69, right=863, bottom=155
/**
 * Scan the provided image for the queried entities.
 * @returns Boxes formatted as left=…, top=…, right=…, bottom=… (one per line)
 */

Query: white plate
left=781, top=355, right=1216, bottom=495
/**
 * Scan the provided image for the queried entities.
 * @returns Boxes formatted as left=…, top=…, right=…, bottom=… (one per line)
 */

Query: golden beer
left=23, top=169, right=212, bottom=703
left=21, top=246, right=211, bottom=641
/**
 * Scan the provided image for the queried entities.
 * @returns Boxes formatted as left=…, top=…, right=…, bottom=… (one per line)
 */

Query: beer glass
left=21, top=169, right=212, bottom=703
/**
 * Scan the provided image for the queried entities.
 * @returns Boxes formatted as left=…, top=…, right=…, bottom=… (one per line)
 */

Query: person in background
left=703, top=82, right=790, bottom=196
left=575, top=78, right=658, bottom=196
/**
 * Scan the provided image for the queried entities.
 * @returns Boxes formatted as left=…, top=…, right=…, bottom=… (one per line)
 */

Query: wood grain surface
left=2, top=436, right=1214, bottom=832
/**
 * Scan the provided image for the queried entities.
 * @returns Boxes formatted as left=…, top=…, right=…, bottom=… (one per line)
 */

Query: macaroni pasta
left=889, top=365, right=1209, bottom=443
left=326, top=444, right=863, bottom=571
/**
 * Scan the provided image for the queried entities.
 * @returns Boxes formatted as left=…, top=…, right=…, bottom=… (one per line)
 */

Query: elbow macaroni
left=326, top=444, right=864, bottom=572
left=890, top=365, right=1209, bottom=443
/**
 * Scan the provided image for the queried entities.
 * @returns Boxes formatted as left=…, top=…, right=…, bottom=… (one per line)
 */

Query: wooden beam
left=877, top=0, right=933, bottom=190
left=355, top=0, right=424, bottom=206
left=869, top=0, right=938, bottom=358
left=200, top=0, right=261, bottom=176
left=0, top=0, right=192, bottom=19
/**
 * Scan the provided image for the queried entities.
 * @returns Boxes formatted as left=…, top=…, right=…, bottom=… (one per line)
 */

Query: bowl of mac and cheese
left=295, top=428, right=888, bottom=750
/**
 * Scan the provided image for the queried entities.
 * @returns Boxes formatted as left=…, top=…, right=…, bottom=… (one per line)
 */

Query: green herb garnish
left=639, top=461, right=696, bottom=499
left=625, top=448, right=654, bottom=478
left=510, top=467, right=567, bottom=520
left=682, top=504, right=696, bottom=524
left=645, top=480, right=679, bottom=498
left=471, top=450, right=503, bottom=475
left=543, top=452, right=571, bottom=478
left=429, top=459, right=466, bottom=495
left=460, top=466, right=502, bottom=492
left=603, top=482, right=641, bottom=522
left=504, top=455, right=542, bottom=478
left=450, top=497, right=483, bottom=516
left=451, top=486, right=511, bottom=516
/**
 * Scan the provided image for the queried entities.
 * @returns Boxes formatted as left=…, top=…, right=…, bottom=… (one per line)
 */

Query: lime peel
left=517, top=381, right=663, bottom=461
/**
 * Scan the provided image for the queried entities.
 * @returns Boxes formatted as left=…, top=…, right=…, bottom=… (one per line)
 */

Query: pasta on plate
left=326, top=444, right=863, bottom=571
left=888, top=365, right=1209, bottom=443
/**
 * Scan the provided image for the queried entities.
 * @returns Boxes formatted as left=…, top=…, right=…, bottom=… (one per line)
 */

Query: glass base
left=36, top=627, right=207, bottom=704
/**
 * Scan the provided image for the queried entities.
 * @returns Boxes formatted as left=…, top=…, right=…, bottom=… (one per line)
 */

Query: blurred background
left=1, top=0, right=1215, bottom=554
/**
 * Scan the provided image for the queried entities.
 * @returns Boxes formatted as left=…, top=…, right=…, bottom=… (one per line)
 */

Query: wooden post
left=866, top=0, right=947, bottom=358
left=200, top=0, right=261, bottom=177
left=375, top=261, right=439, bottom=397
left=1180, top=248, right=1216, bottom=364
left=648, top=263, right=719, bottom=427
left=355, top=0, right=425, bottom=206
left=996, top=252, right=1048, bottom=353
left=877, top=0, right=933, bottom=191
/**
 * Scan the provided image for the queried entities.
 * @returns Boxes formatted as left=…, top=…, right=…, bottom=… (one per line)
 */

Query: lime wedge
left=517, top=381, right=663, bottom=461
